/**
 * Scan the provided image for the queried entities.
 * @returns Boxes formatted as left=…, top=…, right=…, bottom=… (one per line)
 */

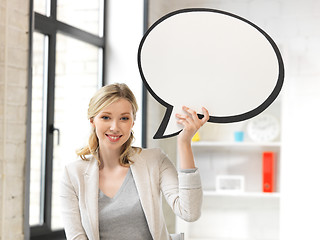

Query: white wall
left=106, top=0, right=144, bottom=147
left=279, top=0, right=320, bottom=237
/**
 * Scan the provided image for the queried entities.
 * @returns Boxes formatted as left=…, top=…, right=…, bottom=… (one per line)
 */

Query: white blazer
left=60, top=148, right=202, bottom=240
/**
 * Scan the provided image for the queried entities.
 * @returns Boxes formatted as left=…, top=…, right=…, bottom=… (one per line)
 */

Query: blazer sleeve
left=60, top=165, right=88, bottom=240
left=158, top=150, right=203, bottom=222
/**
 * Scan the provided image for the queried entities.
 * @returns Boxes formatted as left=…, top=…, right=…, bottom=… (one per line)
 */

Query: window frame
left=142, top=0, right=149, bottom=149
left=26, top=0, right=107, bottom=239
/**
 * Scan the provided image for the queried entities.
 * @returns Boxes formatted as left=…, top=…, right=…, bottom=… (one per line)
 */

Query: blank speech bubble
left=138, top=8, right=284, bottom=139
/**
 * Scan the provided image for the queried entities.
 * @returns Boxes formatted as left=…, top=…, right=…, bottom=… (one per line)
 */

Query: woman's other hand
left=176, top=106, right=209, bottom=144
left=175, top=106, right=209, bottom=169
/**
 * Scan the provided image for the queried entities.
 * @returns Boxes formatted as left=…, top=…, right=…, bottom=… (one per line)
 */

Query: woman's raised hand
left=175, top=106, right=209, bottom=144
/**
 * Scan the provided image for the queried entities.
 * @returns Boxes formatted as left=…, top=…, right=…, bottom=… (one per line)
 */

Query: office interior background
left=1, top=0, right=320, bottom=239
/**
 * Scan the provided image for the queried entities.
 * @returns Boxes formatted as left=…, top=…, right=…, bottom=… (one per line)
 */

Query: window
left=28, top=0, right=106, bottom=238
left=28, top=0, right=148, bottom=238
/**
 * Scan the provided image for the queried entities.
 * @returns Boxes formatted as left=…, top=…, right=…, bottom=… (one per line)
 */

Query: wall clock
left=247, top=114, right=280, bottom=142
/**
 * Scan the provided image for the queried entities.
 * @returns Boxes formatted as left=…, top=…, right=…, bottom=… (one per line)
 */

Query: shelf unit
left=203, top=190, right=280, bottom=199
left=191, top=141, right=281, bottom=148
left=175, top=97, right=282, bottom=240
left=176, top=136, right=281, bottom=240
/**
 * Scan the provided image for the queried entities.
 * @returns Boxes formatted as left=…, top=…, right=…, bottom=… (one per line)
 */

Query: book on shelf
left=262, top=151, right=275, bottom=192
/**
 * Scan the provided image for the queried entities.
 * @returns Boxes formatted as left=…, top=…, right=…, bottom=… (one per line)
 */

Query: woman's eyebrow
left=100, top=112, right=131, bottom=115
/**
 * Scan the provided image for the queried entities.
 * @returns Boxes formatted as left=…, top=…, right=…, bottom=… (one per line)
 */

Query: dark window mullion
left=35, top=13, right=105, bottom=47
left=56, top=21, right=105, bottom=47
left=51, top=0, right=57, bottom=19
left=142, top=0, right=149, bottom=148
left=34, top=13, right=56, bottom=35
left=101, top=0, right=108, bottom=85
left=43, top=33, right=57, bottom=230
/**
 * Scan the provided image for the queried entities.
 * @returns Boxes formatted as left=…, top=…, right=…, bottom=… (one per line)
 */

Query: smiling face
left=91, top=98, right=134, bottom=152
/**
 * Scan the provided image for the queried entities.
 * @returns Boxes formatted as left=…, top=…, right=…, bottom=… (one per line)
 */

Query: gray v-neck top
left=98, top=168, right=153, bottom=240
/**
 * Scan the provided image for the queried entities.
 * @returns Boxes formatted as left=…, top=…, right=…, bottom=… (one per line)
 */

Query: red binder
left=262, top=152, right=275, bottom=192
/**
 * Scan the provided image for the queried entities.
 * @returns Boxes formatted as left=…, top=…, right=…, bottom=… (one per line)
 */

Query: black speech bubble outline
left=137, top=8, right=285, bottom=139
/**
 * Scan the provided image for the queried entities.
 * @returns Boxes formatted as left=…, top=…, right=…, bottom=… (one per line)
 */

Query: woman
left=60, top=83, right=209, bottom=240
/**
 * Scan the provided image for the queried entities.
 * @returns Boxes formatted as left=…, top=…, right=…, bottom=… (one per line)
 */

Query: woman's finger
left=176, top=113, right=194, bottom=128
left=182, top=106, right=209, bottom=127
left=177, top=106, right=209, bottom=130
left=200, top=107, right=210, bottom=125
left=182, top=106, right=199, bottom=122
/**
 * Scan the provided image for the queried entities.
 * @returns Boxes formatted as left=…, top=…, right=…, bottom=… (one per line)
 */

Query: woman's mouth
left=106, top=134, right=122, bottom=142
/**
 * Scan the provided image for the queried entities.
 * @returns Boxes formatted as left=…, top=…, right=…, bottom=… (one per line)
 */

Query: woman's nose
left=109, top=120, right=119, bottom=131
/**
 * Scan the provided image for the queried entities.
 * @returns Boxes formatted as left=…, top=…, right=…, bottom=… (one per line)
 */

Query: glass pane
left=51, top=33, right=101, bottom=230
left=57, top=0, right=104, bottom=36
left=34, top=0, right=50, bottom=16
left=29, top=32, right=48, bottom=226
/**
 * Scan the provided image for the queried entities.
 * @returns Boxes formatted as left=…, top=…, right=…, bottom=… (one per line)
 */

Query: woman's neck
left=98, top=146, right=121, bottom=170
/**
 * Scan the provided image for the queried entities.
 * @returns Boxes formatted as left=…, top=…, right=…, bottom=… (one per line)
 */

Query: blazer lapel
left=130, top=153, right=156, bottom=238
left=84, top=158, right=99, bottom=240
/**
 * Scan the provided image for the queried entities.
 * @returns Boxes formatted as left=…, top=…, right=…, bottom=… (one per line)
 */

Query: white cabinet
left=176, top=111, right=281, bottom=240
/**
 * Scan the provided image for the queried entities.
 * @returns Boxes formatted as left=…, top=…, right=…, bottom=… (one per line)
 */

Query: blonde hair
left=76, top=83, right=140, bottom=167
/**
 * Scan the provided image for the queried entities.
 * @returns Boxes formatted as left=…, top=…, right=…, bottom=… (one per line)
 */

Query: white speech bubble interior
left=138, top=9, right=284, bottom=138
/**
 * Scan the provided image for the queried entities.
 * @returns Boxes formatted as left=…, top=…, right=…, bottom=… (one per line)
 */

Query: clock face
left=247, top=114, right=280, bottom=142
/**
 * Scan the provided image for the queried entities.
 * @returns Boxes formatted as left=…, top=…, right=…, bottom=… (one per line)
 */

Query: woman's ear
left=90, top=118, right=95, bottom=128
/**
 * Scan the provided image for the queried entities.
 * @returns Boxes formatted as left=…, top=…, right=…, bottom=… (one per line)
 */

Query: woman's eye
left=102, top=116, right=110, bottom=120
left=121, top=117, right=129, bottom=121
